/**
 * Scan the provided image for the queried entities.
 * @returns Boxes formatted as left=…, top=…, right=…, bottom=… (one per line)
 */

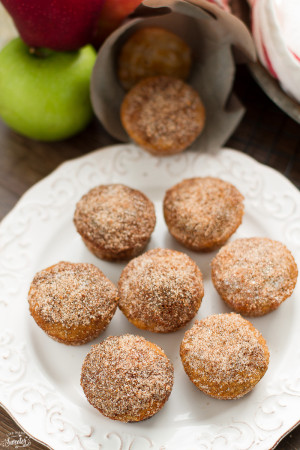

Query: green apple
left=0, top=38, right=96, bottom=141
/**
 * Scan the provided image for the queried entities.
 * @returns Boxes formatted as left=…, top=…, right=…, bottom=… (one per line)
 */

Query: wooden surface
left=0, top=63, right=300, bottom=449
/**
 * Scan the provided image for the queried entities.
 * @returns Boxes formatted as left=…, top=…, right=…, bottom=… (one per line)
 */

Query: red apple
left=93, top=0, right=143, bottom=45
left=0, top=0, right=105, bottom=51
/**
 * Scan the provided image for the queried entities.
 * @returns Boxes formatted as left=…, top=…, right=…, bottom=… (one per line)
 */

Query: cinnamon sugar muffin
left=28, top=261, right=118, bottom=345
left=180, top=313, right=270, bottom=399
left=117, top=27, right=192, bottom=90
left=120, top=76, right=205, bottom=156
left=163, top=177, right=244, bottom=251
left=81, top=334, right=174, bottom=422
left=118, top=248, right=204, bottom=333
left=73, top=184, right=156, bottom=261
left=211, top=237, right=298, bottom=316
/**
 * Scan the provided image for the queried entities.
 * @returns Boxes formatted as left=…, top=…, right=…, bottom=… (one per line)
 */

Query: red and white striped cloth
left=249, top=0, right=300, bottom=103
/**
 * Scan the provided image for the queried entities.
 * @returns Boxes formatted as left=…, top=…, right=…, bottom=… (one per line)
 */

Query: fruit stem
left=28, top=47, right=55, bottom=58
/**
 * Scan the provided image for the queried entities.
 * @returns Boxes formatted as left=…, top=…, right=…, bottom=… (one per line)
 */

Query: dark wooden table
left=0, top=65, right=299, bottom=449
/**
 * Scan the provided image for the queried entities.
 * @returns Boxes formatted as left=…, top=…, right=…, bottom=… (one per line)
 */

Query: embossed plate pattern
left=0, top=145, right=299, bottom=450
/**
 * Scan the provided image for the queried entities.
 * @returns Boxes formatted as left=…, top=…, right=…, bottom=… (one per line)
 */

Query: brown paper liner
left=91, top=0, right=255, bottom=153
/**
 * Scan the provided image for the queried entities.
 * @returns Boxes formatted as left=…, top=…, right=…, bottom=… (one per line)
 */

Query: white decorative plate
left=0, top=145, right=299, bottom=450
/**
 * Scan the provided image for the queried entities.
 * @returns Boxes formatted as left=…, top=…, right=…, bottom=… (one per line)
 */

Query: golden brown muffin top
left=28, top=261, right=118, bottom=328
left=211, top=237, right=298, bottom=316
left=73, top=184, right=156, bottom=254
left=163, top=177, right=244, bottom=249
left=118, top=26, right=192, bottom=90
left=81, top=334, right=174, bottom=421
left=121, top=76, right=205, bottom=155
left=180, top=313, right=269, bottom=399
left=118, top=248, right=204, bottom=332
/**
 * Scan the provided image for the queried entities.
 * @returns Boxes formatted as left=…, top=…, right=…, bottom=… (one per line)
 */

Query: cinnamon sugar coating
left=180, top=313, right=270, bottom=399
left=81, top=334, right=174, bottom=422
left=117, top=27, right=192, bottom=90
left=211, top=237, right=298, bottom=316
left=118, top=248, right=204, bottom=333
left=28, top=261, right=118, bottom=345
left=163, top=177, right=244, bottom=251
left=120, top=76, right=205, bottom=156
left=73, top=184, right=156, bottom=261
